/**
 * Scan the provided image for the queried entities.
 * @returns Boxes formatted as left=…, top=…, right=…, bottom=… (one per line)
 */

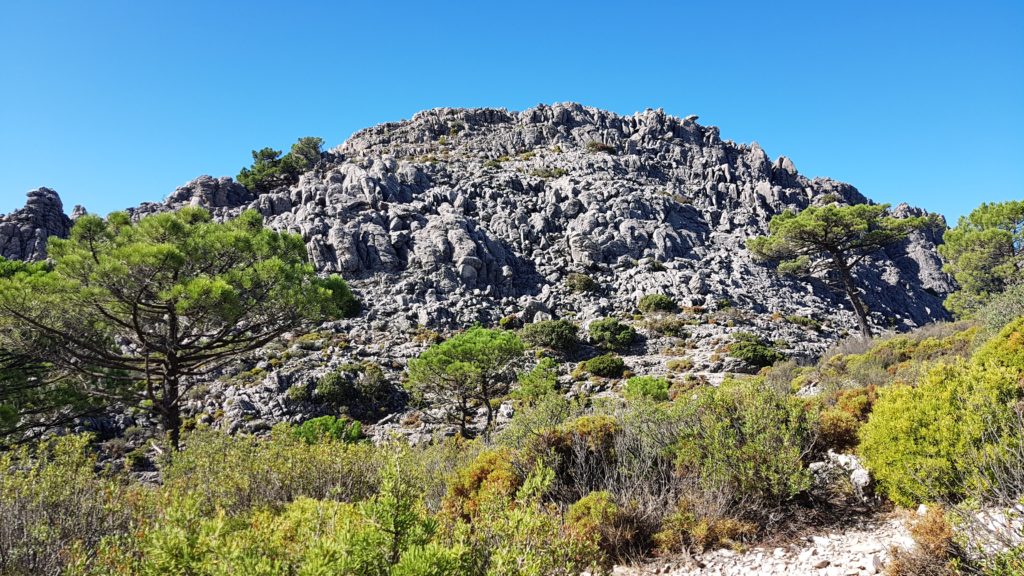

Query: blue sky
left=1, top=1, right=1021, bottom=223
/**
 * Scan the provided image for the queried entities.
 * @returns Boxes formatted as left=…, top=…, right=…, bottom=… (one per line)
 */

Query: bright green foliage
left=0, top=208, right=357, bottom=449
left=405, top=327, right=525, bottom=435
left=588, top=318, right=636, bottom=350
left=513, top=357, right=559, bottom=404
left=520, top=319, right=580, bottom=352
left=583, top=353, right=626, bottom=378
left=674, top=378, right=814, bottom=516
left=859, top=318, right=1024, bottom=506
left=748, top=202, right=936, bottom=337
left=623, top=375, right=671, bottom=402
left=728, top=332, right=785, bottom=368
left=939, top=200, right=1024, bottom=316
left=292, top=415, right=363, bottom=444
left=638, top=294, right=676, bottom=314
left=237, top=136, right=325, bottom=193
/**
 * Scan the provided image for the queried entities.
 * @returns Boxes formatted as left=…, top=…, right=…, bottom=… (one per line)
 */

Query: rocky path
left=613, top=513, right=913, bottom=576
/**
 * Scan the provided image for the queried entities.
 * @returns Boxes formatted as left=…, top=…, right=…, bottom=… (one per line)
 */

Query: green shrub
left=0, top=435, right=134, bottom=576
left=785, top=315, right=822, bottom=331
left=638, top=293, right=677, bottom=314
left=588, top=318, right=636, bottom=350
left=514, top=358, right=559, bottom=404
left=291, top=415, right=363, bottom=444
left=521, top=319, right=580, bottom=352
left=728, top=332, right=785, bottom=367
left=654, top=500, right=756, bottom=553
left=315, top=362, right=391, bottom=415
left=623, top=376, right=671, bottom=402
left=860, top=319, right=1024, bottom=507
left=674, top=378, right=815, bottom=522
left=566, top=273, right=599, bottom=293
left=162, top=428, right=381, bottom=515
left=565, top=491, right=634, bottom=560
left=584, top=354, right=626, bottom=378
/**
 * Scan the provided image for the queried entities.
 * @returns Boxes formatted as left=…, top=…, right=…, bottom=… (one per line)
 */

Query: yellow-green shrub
left=859, top=319, right=1024, bottom=507
left=565, top=491, right=634, bottom=560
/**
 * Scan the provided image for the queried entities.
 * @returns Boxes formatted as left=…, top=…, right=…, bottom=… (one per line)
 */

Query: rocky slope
left=2, top=103, right=954, bottom=437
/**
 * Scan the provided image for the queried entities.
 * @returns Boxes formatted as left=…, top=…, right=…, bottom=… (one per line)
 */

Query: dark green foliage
left=748, top=202, right=936, bottom=337
left=728, top=332, right=785, bottom=368
left=638, top=294, right=676, bottom=314
left=316, top=362, right=391, bottom=418
left=785, top=315, right=822, bottom=331
left=939, top=200, right=1024, bottom=317
left=237, top=136, right=325, bottom=193
left=292, top=415, right=363, bottom=444
left=0, top=208, right=357, bottom=449
left=566, top=273, right=599, bottom=293
left=588, top=318, right=637, bottom=350
left=584, top=353, right=626, bottom=378
left=406, top=327, right=525, bottom=435
left=623, top=376, right=670, bottom=402
left=521, top=319, right=580, bottom=352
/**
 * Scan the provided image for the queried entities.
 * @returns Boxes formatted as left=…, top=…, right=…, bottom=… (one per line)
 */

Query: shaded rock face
left=0, top=188, right=72, bottom=261
left=4, top=103, right=953, bottom=337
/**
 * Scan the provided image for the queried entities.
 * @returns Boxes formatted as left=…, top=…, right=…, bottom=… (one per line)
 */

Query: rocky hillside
left=1, top=103, right=954, bottom=436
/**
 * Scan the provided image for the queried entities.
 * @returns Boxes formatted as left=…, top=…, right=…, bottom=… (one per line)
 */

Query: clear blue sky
left=1, top=1, right=1021, bottom=223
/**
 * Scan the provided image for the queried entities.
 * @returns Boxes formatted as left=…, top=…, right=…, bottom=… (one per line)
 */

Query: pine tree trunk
left=836, top=259, right=873, bottom=339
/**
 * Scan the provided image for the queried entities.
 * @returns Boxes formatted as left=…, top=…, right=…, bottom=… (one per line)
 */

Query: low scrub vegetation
left=589, top=318, right=637, bottom=351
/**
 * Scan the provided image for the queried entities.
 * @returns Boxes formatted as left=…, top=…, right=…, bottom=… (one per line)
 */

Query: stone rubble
left=612, top=514, right=913, bottom=576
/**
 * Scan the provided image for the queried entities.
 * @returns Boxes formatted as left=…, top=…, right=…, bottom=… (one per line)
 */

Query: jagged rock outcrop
left=174, top=103, right=950, bottom=336
left=0, top=188, right=72, bottom=261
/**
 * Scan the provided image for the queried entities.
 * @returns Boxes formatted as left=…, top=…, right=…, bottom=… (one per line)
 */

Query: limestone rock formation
left=0, top=188, right=72, bottom=261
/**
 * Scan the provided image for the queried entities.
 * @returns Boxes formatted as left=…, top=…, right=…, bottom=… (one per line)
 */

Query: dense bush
left=623, top=375, right=671, bottom=402
left=0, top=435, right=133, bottom=576
left=588, top=318, right=637, bottom=350
left=728, top=332, right=785, bottom=367
left=859, top=318, right=1024, bottom=507
left=584, top=353, right=626, bottom=378
left=674, top=378, right=815, bottom=525
left=292, top=415, right=363, bottom=444
left=565, top=273, right=599, bottom=293
left=520, top=319, right=580, bottom=352
left=316, top=362, right=391, bottom=417
left=638, top=294, right=677, bottom=314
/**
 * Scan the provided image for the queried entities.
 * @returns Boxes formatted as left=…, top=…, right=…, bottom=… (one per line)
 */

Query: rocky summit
left=1, top=102, right=954, bottom=436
